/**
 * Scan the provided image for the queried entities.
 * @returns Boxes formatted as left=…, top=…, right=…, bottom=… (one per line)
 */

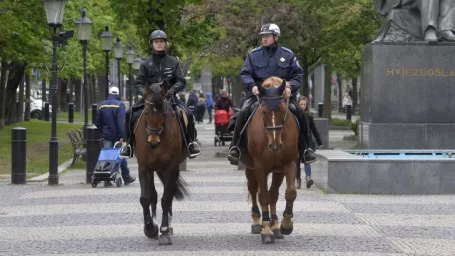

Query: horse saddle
left=131, top=103, right=145, bottom=134
left=175, top=105, right=189, bottom=129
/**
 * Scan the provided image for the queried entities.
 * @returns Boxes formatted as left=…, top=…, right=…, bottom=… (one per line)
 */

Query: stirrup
left=227, top=146, right=241, bottom=161
left=303, top=149, right=316, bottom=164
left=188, top=141, right=201, bottom=159
left=119, top=143, right=132, bottom=159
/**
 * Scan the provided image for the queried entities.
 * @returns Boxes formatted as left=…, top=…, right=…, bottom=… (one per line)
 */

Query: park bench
left=66, top=130, right=86, bottom=165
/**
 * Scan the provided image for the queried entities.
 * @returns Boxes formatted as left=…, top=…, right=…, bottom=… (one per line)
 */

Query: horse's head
left=259, top=77, right=290, bottom=151
left=144, top=81, right=169, bottom=148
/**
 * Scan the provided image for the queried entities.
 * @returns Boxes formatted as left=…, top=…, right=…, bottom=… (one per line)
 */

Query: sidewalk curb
left=27, top=159, right=74, bottom=182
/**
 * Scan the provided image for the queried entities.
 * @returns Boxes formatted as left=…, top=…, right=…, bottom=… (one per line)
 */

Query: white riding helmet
left=259, top=23, right=280, bottom=36
left=109, top=86, right=119, bottom=95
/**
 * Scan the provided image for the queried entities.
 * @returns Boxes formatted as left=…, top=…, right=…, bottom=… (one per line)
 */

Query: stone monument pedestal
left=360, top=43, right=455, bottom=149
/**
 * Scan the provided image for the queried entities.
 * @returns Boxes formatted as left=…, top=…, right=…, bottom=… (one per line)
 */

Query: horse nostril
left=268, top=144, right=273, bottom=150
left=279, top=144, right=283, bottom=149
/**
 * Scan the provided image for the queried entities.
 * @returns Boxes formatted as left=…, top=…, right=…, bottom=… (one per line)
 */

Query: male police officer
left=119, top=30, right=200, bottom=158
left=227, top=23, right=316, bottom=165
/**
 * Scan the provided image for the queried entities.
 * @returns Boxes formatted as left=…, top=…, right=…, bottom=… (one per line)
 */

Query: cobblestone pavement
left=1, top=122, right=455, bottom=255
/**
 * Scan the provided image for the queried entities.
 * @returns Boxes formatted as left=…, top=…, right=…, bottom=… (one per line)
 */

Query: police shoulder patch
left=280, top=46, right=294, bottom=54
left=251, top=46, right=262, bottom=53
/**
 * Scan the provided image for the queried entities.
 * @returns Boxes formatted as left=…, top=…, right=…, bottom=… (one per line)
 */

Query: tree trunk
left=17, top=73, right=25, bottom=122
left=59, top=78, right=68, bottom=112
left=73, top=78, right=82, bottom=112
left=5, top=62, right=26, bottom=125
left=41, top=78, right=47, bottom=102
left=90, top=74, right=96, bottom=105
left=301, top=54, right=310, bottom=99
left=97, top=74, right=105, bottom=102
left=0, top=60, right=8, bottom=128
left=352, top=77, right=358, bottom=113
left=24, top=73, right=31, bottom=121
left=323, top=63, right=332, bottom=120
left=337, top=73, right=342, bottom=113
left=68, top=77, right=73, bottom=104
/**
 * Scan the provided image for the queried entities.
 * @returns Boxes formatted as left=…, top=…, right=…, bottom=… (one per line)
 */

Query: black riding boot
left=227, top=108, right=249, bottom=165
left=187, top=114, right=201, bottom=159
left=119, top=109, right=133, bottom=158
left=294, top=106, right=316, bottom=164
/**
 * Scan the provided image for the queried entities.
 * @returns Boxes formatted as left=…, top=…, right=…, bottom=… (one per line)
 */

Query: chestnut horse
left=133, top=82, right=188, bottom=245
left=240, top=77, right=299, bottom=244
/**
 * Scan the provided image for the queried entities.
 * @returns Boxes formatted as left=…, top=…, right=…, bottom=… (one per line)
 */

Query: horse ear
left=278, top=79, right=286, bottom=95
left=145, top=86, right=151, bottom=96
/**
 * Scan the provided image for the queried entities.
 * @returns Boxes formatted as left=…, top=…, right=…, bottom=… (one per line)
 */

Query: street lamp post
left=133, top=55, right=142, bottom=103
left=114, top=37, right=123, bottom=100
left=100, top=25, right=113, bottom=98
left=126, top=45, right=134, bottom=108
left=74, top=8, right=93, bottom=128
left=43, top=0, right=68, bottom=186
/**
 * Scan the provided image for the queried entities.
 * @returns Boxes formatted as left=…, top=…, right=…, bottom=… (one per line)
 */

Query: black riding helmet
left=149, top=30, right=168, bottom=43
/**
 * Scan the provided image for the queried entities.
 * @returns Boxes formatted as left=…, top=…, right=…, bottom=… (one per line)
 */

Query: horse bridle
left=257, top=95, right=290, bottom=135
left=144, top=99, right=166, bottom=136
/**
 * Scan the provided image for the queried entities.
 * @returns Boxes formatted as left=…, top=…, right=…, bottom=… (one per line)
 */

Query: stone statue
left=374, top=0, right=455, bottom=43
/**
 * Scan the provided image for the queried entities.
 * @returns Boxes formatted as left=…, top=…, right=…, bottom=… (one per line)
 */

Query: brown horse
left=239, top=77, right=299, bottom=244
left=133, top=81, right=188, bottom=245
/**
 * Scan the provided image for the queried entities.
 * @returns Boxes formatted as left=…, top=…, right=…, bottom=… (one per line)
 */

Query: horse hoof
left=251, top=224, right=262, bottom=234
left=261, top=233, right=275, bottom=244
left=158, top=233, right=172, bottom=245
left=169, top=227, right=173, bottom=236
left=280, top=225, right=293, bottom=235
left=144, top=223, right=158, bottom=239
left=272, top=228, right=284, bottom=239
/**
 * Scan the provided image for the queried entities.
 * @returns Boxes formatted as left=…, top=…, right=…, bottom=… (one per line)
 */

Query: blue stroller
left=91, top=142, right=124, bottom=188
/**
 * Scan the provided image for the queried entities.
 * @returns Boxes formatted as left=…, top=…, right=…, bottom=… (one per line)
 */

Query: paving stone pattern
left=0, top=123, right=454, bottom=255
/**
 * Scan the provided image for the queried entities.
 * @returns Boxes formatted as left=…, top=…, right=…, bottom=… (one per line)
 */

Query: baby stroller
left=91, top=142, right=124, bottom=188
left=214, top=109, right=237, bottom=146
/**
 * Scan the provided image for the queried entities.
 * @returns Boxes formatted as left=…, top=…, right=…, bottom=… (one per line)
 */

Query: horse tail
left=156, top=171, right=189, bottom=201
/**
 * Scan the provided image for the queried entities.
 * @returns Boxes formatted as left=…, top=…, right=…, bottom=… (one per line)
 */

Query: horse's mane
left=262, top=76, right=290, bottom=89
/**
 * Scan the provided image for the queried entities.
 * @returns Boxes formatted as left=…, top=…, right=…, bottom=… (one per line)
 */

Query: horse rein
left=257, top=95, right=290, bottom=135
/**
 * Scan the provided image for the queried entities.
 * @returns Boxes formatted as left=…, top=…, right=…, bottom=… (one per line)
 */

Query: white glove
left=252, top=86, right=259, bottom=96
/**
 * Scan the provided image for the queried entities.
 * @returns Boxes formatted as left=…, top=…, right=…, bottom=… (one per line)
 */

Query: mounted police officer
left=119, top=29, right=201, bottom=158
left=227, top=23, right=316, bottom=165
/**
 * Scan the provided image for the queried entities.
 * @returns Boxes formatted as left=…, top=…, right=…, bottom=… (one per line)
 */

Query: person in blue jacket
left=227, top=23, right=316, bottom=165
left=206, top=92, right=213, bottom=124
left=95, top=86, right=136, bottom=186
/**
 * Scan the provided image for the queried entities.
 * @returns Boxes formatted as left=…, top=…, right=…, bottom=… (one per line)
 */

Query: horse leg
left=257, top=169, right=274, bottom=244
left=281, top=163, right=297, bottom=235
left=149, top=170, right=158, bottom=222
left=269, top=172, right=285, bottom=239
left=139, top=168, right=158, bottom=239
left=168, top=203, right=173, bottom=235
left=245, top=167, right=261, bottom=234
left=158, top=170, right=178, bottom=245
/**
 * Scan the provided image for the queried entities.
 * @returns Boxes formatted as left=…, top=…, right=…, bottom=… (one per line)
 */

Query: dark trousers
left=296, top=155, right=312, bottom=180
left=207, top=107, right=213, bottom=122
